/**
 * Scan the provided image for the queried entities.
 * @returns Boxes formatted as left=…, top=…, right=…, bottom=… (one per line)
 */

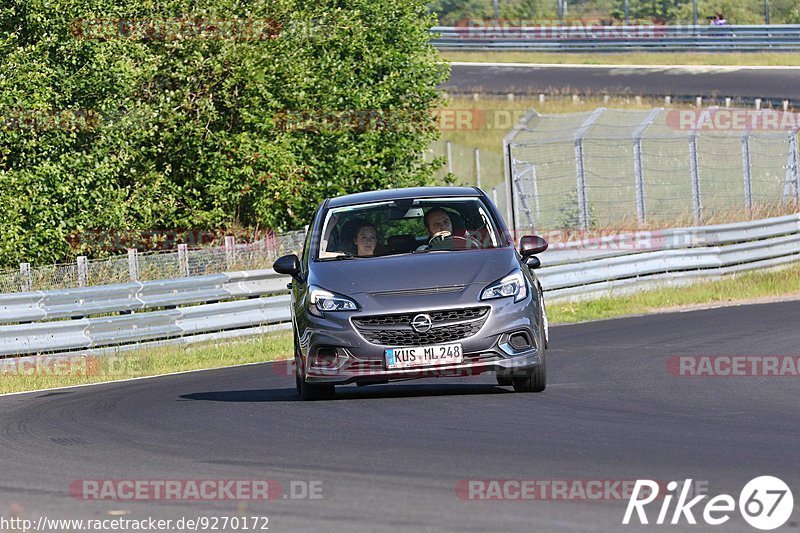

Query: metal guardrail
left=432, top=25, right=800, bottom=52
left=0, top=270, right=289, bottom=357
left=537, top=213, right=800, bottom=300
left=0, top=214, right=798, bottom=358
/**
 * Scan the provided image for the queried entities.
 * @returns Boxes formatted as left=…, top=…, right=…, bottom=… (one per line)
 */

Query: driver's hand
left=429, top=230, right=451, bottom=243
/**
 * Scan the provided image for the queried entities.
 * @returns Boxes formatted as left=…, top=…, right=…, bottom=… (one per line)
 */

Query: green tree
left=610, top=0, right=689, bottom=22
left=0, top=0, right=448, bottom=266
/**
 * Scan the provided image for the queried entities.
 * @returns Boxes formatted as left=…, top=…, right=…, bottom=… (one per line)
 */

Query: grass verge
left=3, top=263, right=800, bottom=395
left=441, top=51, right=800, bottom=67
left=0, top=330, right=293, bottom=395
left=547, top=263, right=800, bottom=323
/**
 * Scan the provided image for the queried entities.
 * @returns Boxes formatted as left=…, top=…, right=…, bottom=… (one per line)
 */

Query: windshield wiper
left=319, top=253, right=356, bottom=261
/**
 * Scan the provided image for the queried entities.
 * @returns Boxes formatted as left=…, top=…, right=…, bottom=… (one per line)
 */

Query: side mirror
left=273, top=254, right=302, bottom=282
left=519, top=235, right=548, bottom=257
left=525, top=256, right=541, bottom=269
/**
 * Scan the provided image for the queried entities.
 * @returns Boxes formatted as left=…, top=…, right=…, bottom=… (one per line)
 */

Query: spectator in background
left=710, top=12, right=727, bottom=25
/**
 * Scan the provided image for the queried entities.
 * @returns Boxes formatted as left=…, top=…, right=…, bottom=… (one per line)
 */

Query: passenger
left=353, top=222, right=378, bottom=256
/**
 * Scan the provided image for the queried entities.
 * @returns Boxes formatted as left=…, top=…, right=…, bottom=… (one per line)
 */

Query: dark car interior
left=323, top=201, right=497, bottom=257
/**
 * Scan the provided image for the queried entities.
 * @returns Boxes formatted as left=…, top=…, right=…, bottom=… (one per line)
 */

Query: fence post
left=19, top=263, right=32, bottom=292
left=178, top=244, right=190, bottom=277
left=474, top=148, right=481, bottom=189
left=446, top=141, right=453, bottom=175
left=632, top=108, right=662, bottom=225
left=77, top=256, right=88, bottom=287
left=741, top=133, right=753, bottom=212
left=784, top=130, right=800, bottom=203
left=689, top=133, right=702, bottom=224
left=793, top=130, right=800, bottom=203
left=225, top=236, right=236, bottom=270
left=574, top=139, right=590, bottom=230
left=512, top=165, right=537, bottom=230
left=127, top=248, right=139, bottom=282
left=632, top=138, right=646, bottom=223
left=530, top=163, right=541, bottom=218
left=572, top=108, right=605, bottom=230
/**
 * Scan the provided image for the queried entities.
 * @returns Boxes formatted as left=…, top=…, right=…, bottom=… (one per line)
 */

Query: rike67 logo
left=623, top=477, right=793, bottom=530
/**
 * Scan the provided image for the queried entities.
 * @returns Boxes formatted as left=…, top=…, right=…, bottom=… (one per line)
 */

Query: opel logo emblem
left=411, top=313, right=433, bottom=333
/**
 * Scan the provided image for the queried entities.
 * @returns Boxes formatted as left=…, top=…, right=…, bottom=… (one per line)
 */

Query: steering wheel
left=428, top=231, right=480, bottom=250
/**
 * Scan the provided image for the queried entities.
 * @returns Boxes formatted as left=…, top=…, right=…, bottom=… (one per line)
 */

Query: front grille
left=353, top=307, right=489, bottom=346
left=353, top=307, right=488, bottom=328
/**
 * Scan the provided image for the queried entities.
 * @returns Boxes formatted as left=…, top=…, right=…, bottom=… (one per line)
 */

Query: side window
left=300, top=223, right=313, bottom=267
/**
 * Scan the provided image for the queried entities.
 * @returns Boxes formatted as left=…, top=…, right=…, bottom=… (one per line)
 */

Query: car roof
left=326, top=186, right=483, bottom=208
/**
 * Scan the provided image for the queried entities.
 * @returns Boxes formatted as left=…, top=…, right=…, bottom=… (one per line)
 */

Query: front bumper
left=305, top=347, right=542, bottom=385
left=298, top=291, right=543, bottom=386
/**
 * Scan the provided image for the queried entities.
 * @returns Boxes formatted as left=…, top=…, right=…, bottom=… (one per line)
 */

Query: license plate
left=385, top=343, right=463, bottom=370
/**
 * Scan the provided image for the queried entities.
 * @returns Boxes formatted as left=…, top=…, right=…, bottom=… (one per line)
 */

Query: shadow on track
left=180, top=383, right=510, bottom=403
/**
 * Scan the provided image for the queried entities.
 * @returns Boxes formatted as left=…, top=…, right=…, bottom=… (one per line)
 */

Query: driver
left=423, top=207, right=453, bottom=239
left=420, top=207, right=480, bottom=251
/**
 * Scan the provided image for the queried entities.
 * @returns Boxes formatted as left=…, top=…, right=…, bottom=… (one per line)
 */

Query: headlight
left=309, top=285, right=359, bottom=315
left=481, top=269, right=528, bottom=303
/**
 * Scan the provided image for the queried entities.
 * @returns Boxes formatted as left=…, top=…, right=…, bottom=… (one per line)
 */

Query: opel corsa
left=273, top=187, right=549, bottom=400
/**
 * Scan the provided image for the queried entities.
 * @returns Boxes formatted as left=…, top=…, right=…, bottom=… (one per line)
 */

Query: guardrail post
left=225, top=236, right=236, bottom=270
left=19, top=263, right=32, bottom=292
left=689, top=133, right=703, bottom=224
left=127, top=248, right=139, bottom=281
left=741, top=134, right=753, bottom=212
left=178, top=244, right=190, bottom=277
left=77, top=256, right=88, bottom=287
left=474, top=148, right=481, bottom=189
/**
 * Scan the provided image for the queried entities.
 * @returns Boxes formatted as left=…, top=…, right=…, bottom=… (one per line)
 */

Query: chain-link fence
left=0, top=231, right=306, bottom=294
left=508, top=107, right=800, bottom=231
left=426, top=140, right=509, bottom=218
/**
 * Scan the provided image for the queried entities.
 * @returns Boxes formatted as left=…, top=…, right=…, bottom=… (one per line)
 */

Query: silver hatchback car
left=273, top=187, right=549, bottom=400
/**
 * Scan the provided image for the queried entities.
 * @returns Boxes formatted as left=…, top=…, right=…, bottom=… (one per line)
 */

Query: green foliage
left=0, top=0, right=448, bottom=266
left=610, top=0, right=690, bottom=23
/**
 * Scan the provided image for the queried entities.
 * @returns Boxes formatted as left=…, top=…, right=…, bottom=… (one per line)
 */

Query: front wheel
left=512, top=355, right=546, bottom=393
left=295, top=338, right=335, bottom=401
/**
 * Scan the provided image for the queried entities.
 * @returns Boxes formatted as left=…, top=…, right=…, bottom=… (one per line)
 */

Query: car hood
left=308, top=248, right=520, bottom=295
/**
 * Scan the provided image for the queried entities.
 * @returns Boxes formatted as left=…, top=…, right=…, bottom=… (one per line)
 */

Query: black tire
left=512, top=355, right=546, bottom=393
left=496, top=373, right=513, bottom=386
left=294, top=336, right=335, bottom=401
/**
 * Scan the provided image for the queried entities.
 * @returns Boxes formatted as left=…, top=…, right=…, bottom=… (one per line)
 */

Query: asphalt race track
left=1, top=301, right=798, bottom=532
left=446, top=63, right=800, bottom=101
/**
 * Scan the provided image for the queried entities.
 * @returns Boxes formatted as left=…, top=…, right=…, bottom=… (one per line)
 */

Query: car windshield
left=316, top=197, right=505, bottom=260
